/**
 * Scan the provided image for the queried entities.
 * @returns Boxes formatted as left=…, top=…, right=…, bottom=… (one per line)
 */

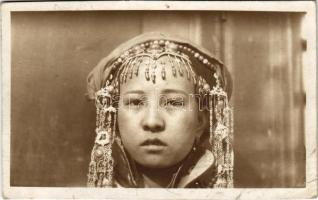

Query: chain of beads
left=209, top=73, right=233, bottom=188
left=87, top=80, right=117, bottom=187
left=111, top=39, right=222, bottom=86
left=113, top=40, right=220, bottom=68
left=104, top=39, right=223, bottom=98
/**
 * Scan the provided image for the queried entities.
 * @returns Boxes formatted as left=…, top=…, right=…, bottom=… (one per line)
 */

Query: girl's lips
left=139, top=138, right=167, bottom=146
left=140, top=144, right=167, bottom=153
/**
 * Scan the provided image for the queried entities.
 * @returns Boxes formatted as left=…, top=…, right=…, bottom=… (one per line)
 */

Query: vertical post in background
left=268, top=13, right=288, bottom=187
left=189, top=13, right=202, bottom=46
left=200, top=12, right=223, bottom=59
left=288, top=13, right=306, bottom=187
left=219, top=12, right=234, bottom=103
left=141, top=12, right=192, bottom=39
left=266, top=13, right=305, bottom=187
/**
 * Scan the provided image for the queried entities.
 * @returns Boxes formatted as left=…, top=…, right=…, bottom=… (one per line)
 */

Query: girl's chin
left=135, top=158, right=176, bottom=169
left=136, top=161, right=172, bottom=169
left=134, top=155, right=184, bottom=170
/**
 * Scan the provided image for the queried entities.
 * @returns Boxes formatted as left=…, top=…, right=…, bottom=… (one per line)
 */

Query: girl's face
left=117, top=56, right=205, bottom=169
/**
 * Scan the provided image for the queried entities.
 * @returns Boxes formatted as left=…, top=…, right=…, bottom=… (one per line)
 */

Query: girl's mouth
left=140, top=138, right=167, bottom=146
left=140, top=138, right=167, bottom=152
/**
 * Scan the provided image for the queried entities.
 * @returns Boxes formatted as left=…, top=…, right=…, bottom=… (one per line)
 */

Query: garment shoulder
left=177, top=149, right=217, bottom=188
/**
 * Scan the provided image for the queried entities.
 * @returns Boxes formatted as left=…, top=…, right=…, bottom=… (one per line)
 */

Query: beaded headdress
left=86, top=32, right=234, bottom=188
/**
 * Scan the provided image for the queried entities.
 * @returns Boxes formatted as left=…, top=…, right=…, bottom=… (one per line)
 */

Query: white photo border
left=1, top=1, right=317, bottom=199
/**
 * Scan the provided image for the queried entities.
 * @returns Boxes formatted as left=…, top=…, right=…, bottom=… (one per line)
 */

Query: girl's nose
left=141, top=105, right=165, bottom=133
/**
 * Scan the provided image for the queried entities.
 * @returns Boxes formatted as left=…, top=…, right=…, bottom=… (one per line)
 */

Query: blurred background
left=11, top=11, right=306, bottom=187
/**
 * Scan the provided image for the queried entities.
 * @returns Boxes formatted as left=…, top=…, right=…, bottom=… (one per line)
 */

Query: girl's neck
left=136, top=163, right=182, bottom=188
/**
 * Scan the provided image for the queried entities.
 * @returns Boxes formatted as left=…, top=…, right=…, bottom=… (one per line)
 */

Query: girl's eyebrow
left=123, top=90, right=145, bottom=95
left=161, top=89, right=188, bottom=96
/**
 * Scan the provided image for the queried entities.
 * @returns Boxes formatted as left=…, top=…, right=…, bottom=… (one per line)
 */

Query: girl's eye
left=162, top=98, right=185, bottom=108
left=130, top=99, right=144, bottom=106
left=124, top=97, right=146, bottom=108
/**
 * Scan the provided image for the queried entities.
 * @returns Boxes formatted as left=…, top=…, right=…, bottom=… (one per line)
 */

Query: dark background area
left=11, top=11, right=305, bottom=187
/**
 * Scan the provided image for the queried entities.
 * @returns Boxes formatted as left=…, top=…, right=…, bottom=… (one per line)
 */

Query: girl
left=86, top=32, right=233, bottom=188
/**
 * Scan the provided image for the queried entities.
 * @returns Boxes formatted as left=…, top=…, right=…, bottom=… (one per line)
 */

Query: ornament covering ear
left=208, top=73, right=234, bottom=188
left=86, top=32, right=234, bottom=188
left=87, top=77, right=117, bottom=187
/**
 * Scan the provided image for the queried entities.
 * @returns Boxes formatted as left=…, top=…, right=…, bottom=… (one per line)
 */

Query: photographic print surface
left=2, top=1, right=317, bottom=199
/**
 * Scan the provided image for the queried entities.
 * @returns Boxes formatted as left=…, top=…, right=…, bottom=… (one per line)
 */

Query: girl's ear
left=196, top=110, right=208, bottom=139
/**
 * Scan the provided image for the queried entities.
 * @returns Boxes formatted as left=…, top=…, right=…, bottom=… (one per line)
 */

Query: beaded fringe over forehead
left=112, top=39, right=213, bottom=96
left=86, top=32, right=232, bottom=100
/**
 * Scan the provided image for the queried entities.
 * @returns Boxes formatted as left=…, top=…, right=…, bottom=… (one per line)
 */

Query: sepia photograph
left=1, top=1, right=317, bottom=199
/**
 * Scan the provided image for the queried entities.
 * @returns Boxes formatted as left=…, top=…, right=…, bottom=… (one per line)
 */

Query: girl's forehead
left=120, top=56, right=195, bottom=95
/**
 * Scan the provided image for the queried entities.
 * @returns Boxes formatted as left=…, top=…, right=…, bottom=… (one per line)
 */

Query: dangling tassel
left=87, top=81, right=116, bottom=187
left=209, top=73, right=234, bottom=188
left=224, top=103, right=234, bottom=187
